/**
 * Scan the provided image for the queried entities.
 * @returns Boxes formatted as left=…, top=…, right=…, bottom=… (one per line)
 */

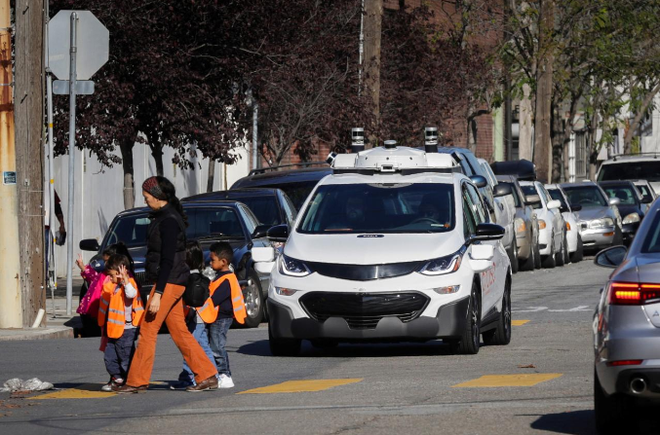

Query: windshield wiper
left=194, top=232, right=245, bottom=241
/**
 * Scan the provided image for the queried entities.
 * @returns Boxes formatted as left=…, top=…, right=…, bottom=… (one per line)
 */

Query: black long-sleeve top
left=211, top=270, right=234, bottom=319
left=154, top=218, right=180, bottom=294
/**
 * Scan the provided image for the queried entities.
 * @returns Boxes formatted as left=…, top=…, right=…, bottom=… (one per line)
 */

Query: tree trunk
left=120, top=139, right=135, bottom=209
left=13, top=0, right=44, bottom=327
left=147, top=132, right=164, bottom=176
left=623, top=82, right=660, bottom=154
left=519, top=84, right=534, bottom=161
left=533, top=0, right=554, bottom=183
left=364, top=0, right=382, bottom=145
left=207, top=158, right=216, bottom=193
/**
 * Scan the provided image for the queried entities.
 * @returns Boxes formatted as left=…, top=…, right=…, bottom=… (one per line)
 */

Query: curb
left=0, top=327, right=74, bottom=342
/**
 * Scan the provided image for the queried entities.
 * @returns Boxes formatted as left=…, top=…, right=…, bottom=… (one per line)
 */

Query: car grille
left=305, top=261, right=425, bottom=281
left=299, top=291, right=429, bottom=330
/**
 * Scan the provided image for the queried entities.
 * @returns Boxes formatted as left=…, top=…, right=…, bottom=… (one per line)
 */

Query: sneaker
left=169, top=380, right=193, bottom=390
left=218, top=374, right=234, bottom=389
left=101, top=377, right=124, bottom=392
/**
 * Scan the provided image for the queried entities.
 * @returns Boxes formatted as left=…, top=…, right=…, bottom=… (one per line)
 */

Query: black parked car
left=79, top=200, right=273, bottom=331
left=184, top=188, right=297, bottom=228
left=599, top=180, right=652, bottom=244
left=231, top=166, right=331, bottom=211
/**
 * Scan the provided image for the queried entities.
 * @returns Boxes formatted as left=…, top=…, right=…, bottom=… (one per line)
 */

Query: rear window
left=598, top=161, right=660, bottom=182
left=562, top=185, right=608, bottom=207
left=521, top=185, right=542, bottom=209
left=546, top=188, right=568, bottom=209
left=231, top=195, right=281, bottom=226
left=601, top=185, right=638, bottom=206
left=264, top=181, right=320, bottom=211
left=641, top=212, right=660, bottom=253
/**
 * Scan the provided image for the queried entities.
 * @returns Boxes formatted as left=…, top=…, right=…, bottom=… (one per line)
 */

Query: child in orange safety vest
left=97, top=254, right=144, bottom=392
left=172, top=241, right=246, bottom=390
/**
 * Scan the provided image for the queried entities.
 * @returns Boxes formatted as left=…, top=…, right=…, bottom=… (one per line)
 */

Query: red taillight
left=609, top=282, right=660, bottom=305
left=606, top=360, right=643, bottom=367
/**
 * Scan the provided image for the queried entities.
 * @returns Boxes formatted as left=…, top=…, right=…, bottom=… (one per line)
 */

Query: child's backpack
left=183, top=270, right=210, bottom=307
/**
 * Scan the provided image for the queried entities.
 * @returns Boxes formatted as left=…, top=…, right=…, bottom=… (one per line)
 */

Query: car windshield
left=262, top=181, right=320, bottom=211
left=231, top=195, right=281, bottom=226
left=547, top=188, right=568, bottom=209
left=601, top=185, right=638, bottom=206
left=599, top=161, right=660, bottom=182
left=562, top=186, right=608, bottom=207
left=641, top=211, right=660, bottom=253
left=520, top=185, right=542, bottom=209
left=104, top=207, right=244, bottom=248
left=298, top=183, right=455, bottom=234
left=503, top=182, right=521, bottom=207
left=635, top=184, right=652, bottom=198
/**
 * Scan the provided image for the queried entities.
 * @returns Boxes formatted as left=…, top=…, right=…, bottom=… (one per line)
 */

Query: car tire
left=242, top=269, right=265, bottom=328
left=542, top=233, right=556, bottom=268
left=571, top=234, right=584, bottom=263
left=519, top=246, right=535, bottom=271
left=556, top=233, right=567, bottom=266
left=268, top=323, right=301, bottom=357
left=594, top=369, right=627, bottom=435
left=449, top=282, right=481, bottom=355
left=482, top=276, right=511, bottom=346
left=508, top=238, right=519, bottom=274
left=533, top=231, right=542, bottom=269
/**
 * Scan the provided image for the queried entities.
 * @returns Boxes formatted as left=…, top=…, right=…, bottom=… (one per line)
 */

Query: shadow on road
left=238, top=339, right=462, bottom=358
left=528, top=410, right=595, bottom=435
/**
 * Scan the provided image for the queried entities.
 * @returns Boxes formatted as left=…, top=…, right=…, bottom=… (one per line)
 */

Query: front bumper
left=267, top=296, right=469, bottom=341
left=579, top=226, right=616, bottom=249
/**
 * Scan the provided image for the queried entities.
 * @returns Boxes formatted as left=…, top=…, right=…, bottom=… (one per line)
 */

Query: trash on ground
left=0, top=378, right=54, bottom=393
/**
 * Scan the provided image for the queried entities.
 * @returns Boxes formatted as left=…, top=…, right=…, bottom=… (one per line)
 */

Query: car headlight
left=538, top=220, right=547, bottom=230
left=623, top=213, right=640, bottom=225
left=589, top=218, right=614, bottom=229
left=515, top=218, right=526, bottom=233
left=419, top=250, right=463, bottom=276
left=279, top=254, right=311, bottom=277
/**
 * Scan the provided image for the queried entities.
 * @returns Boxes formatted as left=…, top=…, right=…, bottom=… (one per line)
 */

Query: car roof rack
left=331, top=144, right=460, bottom=175
left=610, top=152, right=660, bottom=161
left=248, top=161, right=330, bottom=176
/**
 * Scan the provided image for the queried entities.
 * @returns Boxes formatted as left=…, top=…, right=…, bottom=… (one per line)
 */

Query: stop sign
left=48, top=10, right=109, bottom=81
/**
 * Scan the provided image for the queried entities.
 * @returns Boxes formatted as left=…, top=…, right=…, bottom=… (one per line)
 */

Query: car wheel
left=571, top=234, right=584, bottom=263
left=508, top=238, right=519, bottom=274
left=542, top=233, right=556, bottom=268
left=268, top=323, right=301, bottom=356
left=483, top=276, right=511, bottom=346
left=449, top=282, right=481, bottom=355
left=556, top=233, right=567, bottom=266
left=519, top=245, right=535, bottom=271
left=594, top=369, right=627, bottom=435
left=242, top=269, right=265, bottom=328
left=533, top=240, right=542, bottom=269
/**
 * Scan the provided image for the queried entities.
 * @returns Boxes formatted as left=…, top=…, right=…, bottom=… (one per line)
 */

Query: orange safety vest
left=97, top=277, right=144, bottom=339
left=195, top=273, right=247, bottom=325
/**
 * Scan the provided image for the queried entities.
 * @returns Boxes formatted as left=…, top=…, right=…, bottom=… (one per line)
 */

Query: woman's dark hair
left=155, top=176, right=188, bottom=227
left=185, top=241, right=205, bottom=271
left=103, top=242, right=134, bottom=274
left=105, top=254, right=132, bottom=273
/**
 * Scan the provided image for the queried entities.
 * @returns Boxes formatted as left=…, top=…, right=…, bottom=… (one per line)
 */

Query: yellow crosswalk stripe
left=452, top=374, right=562, bottom=388
left=238, top=379, right=363, bottom=394
left=512, top=320, right=530, bottom=326
left=30, top=384, right=115, bottom=399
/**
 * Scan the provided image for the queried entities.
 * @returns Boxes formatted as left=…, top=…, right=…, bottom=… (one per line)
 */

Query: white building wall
left=51, top=142, right=249, bottom=277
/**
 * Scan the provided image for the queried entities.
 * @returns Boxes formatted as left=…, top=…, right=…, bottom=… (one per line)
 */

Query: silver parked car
left=592, top=197, right=660, bottom=434
left=560, top=181, right=623, bottom=251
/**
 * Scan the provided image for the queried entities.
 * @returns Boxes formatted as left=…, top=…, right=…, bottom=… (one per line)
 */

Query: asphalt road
left=1, top=258, right=655, bottom=435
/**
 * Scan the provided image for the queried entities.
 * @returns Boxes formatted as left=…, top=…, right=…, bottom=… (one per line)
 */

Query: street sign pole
left=65, top=12, right=78, bottom=316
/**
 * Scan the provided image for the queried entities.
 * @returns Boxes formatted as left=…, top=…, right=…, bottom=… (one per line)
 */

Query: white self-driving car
left=254, top=139, right=512, bottom=356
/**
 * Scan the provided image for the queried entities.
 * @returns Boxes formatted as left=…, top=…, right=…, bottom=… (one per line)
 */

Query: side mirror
left=267, top=224, right=289, bottom=243
left=470, top=223, right=505, bottom=243
left=547, top=199, right=561, bottom=210
left=594, top=245, right=627, bottom=268
left=609, top=197, right=621, bottom=206
left=525, top=194, right=541, bottom=206
left=251, top=246, right=276, bottom=275
left=641, top=194, right=653, bottom=204
left=570, top=204, right=582, bottom=212
left=493, top=183, right=512, bottom=197
left=469, top=244, right=494, bottom=272
left=251, top=224, right=271, bottom=239
left=559, top=205, right=568, bottom=213
left=79, top=239, right=100, bottom=252
left=470, top=175, right=488, bottom=188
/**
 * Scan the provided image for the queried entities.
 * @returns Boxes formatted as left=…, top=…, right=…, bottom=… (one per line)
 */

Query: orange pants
left=126, top=283, right=217, bottom=387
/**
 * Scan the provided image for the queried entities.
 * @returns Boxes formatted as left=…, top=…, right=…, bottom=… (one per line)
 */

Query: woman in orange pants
left=114, top=176, right=217, bottom=393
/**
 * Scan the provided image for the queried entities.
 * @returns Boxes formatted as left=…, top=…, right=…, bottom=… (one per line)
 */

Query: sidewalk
left=0, top=277, right=84, bottom=342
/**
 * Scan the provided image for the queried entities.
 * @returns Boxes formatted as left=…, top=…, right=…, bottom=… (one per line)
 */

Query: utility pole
left=0, top=0, right=23, bottom=328
left=533, top=0, right=554, bottom=183
left=14, top=0, right=46, bottom=326
left=363, top=0, right=382, bottom=147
